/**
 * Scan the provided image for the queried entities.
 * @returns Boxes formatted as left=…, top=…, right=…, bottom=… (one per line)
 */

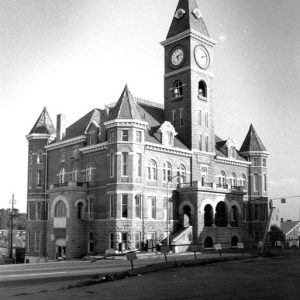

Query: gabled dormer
left=85, top=120, right=100, bottom=146
left=157, top=121, right=177, bottom=147
left=225, top=138, right=237, bottom=159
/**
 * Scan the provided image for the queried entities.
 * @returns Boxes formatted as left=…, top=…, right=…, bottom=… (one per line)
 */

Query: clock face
left=194, top=45, right=210, bottom=69
left=171, top=48, right=184, bottom=66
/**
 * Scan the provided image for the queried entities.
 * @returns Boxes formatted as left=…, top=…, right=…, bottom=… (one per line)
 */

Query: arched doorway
left=230, top=206, right=238, bottom=227
left=183, top=205, right=191, bottom=228
left=204, top=236, right=213, bottom=248
left=204, top=204, right=213, bottom=227
left=215, top=202, right=228, bottom=227
left=231, top=236, right=239, bottom=247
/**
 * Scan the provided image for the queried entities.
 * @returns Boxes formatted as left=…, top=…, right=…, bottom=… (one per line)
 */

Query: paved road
left=0, top=251, right=245, bottom=297
left=7, top=255, right=299, bottom=300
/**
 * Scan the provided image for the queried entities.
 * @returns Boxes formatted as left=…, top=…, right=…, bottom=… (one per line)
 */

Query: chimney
left=56, top=114, right=66, bottom=141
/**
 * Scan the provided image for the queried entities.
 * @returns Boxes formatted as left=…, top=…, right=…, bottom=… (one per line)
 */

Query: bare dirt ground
left=6, top=256, right=300, bottom=299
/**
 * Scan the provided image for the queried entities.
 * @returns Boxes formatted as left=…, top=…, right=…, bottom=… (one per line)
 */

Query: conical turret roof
left=240, top=124, right=267, bottom=152
left=167, top=0, right=209, bottom=39
left=29, top=107, right=56, bottom=135
left=109, top=85, right=143, bottom=121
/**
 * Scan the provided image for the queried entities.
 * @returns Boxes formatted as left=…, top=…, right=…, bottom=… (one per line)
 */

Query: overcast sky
left=1, top=0, right=300, bottom=219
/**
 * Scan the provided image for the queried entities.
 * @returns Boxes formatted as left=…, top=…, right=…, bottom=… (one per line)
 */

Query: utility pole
left=9, top=194, right=16, bottom=260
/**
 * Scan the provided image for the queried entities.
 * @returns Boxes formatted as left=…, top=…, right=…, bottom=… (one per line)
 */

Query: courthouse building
left=26, top=0, right=269, bottom=261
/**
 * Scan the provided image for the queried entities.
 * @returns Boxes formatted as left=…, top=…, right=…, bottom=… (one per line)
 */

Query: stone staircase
left=171, top=226, right=193, bottom=253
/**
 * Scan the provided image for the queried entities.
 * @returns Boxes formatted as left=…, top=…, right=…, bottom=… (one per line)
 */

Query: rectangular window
left=109, top=154, right=115, bottom=177
left=37, top=202, right=41, bottom=220
left=34, top=231, right=40, bottom=252
left=137, top=153, right=142, bottom=177
left=179, top=109, right=183, bottom=126
left=36, top=170, right=42, bottom=187
left=121, top=232, right=128, bottom=250
left=122, top=130, right=129, bottom=141
left=172, top=110, right=176, bottom=123
left=135, top=232, right=141, bottom=250
left=199, top=134, right=202, bottom=151
left=60, top=150, right=65, bottom=162
left=110, top=195, right=115, bottom=218
left=109, top=130, right=116, bottom=143
left=29, top=202, right=36, bottom=220
left=89, top=232, right=95, bottom=253
left=205, top=112, right=209, bottom=127
left=164, top=197, right=172, bottom=220
left=263, top=158, right=267, bottom=167
left=205, top=136, right=209, bottom=152
left=254, top=174, right=259, bottom=191
left=198, top=110, right=202, bottom=126
left=122, top=194, right=128, bottom=218
left=254, top=204, right=259, bottom=220
left=109, top=232, right=115, bottom=249
left=28, top=171, right=32, bottom=189
left=150, top=197, right=156, bottom=219
left=252, top=158, right=259, bottom=166
left=135, top=194, right=141, bottom=219
left=122, top=152, right=128, bottom=176
left=263, top=174, right=267, bottom=191
left=136, top=131, right=142, bottom=143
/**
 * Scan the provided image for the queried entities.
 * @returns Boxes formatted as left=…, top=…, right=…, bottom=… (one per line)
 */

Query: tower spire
left=167, top=0, right=209, bottom=39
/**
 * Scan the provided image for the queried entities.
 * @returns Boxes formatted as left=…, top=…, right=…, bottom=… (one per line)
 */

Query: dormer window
left=228, top=147, right=236, bottom=159
left=158, top=121, right=177, bottom=147
left=225, top=138, right=237, bottom=159
left=173, top=80, right=183, bottom=98
left=198, top=80, right=207, bottom=99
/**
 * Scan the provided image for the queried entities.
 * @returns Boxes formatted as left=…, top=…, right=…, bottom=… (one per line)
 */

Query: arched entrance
left=204, top=204, right=213, bottom=227
left=215, top=202, right=228, bottom=227
left=204, top=236, right=213, bottom=248
left=231, top=236, right=239, bottom=247
left=183, top=205, right=191, bottom=228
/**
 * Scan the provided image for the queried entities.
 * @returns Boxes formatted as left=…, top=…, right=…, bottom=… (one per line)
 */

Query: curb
left=63, top=254, right=254, bottom=290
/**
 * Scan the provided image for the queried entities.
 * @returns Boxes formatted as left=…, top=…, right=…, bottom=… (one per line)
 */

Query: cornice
left=45, top=135, right=86, bottom=150
left=80, top=142, right=107, bottom=154
left=26, top=133, right=55, bottom=142
left=160, top=29, right=217, bottom=48
left=240, top=151, right=270, bottom=157
left=145, top=142, right=192, bottom=157
left=215, top=156, right=251, bottom=167
left=104, top=119, right=148, bottom=129
left=164, top=65, right=214, bottom=79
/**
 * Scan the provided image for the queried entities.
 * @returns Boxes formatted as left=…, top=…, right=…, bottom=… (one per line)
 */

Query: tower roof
left=167, top=0, right=209, bottom=39
left=240, top=124, right=267, bottom=152
left=29, top=107, right=56, bottom=135
left=109, top=85, right=143, bottom=121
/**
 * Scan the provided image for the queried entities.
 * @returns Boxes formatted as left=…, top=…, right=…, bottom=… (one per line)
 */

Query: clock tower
left=161, top=0, right=217, bottom=181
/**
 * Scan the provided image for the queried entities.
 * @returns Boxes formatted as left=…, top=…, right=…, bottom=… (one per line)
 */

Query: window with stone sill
left=147, top=160, right=157, bottom=181
left=198, top=80, right=207, bottom=98
left=54, top=201, right=66, bottom=217
left=136, top=130, right=142, bottom=143
left=173, top=80, right=183, bottom=98
left=37, top=152, right=42, bottom=164
left=163, top=162, right=172, bottom=182
left=122, top=194, right=128, bottom=218
left=122, top=130, right=129, bottom=141
left=58, top=168, right=65, bottom=184
left=36, top=169, right=42, bottom=187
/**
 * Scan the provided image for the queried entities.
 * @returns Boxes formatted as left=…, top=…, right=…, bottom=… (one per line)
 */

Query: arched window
left=163, top=162, right=172, bottom=182
left=86, top=163, right=93, bottom=182
left=218, top=171, right=226, bottom=188
left=72, top=168, right=78, bottom=182
left=147, top=160, right=157, bottom=181
left=77, top=202, right=84, bottom=220
left=173, top=80, right=183, bottom=98
left=88, top=198, right=95, bottom=219
left=204, top=204, right=213, bottom=227
left=231, top=173, right=237, bottom=187
left=198, top=80, right=207, bottom=98
left=166, top=132, right=173, bottom=146
left=37, top=152, right=42, bottom=164
left=215, top=202, right=228, bottom=227
left=177, top=164, right=186, bottom=183
left=55, top=201, right=66, bottom=217
left=231, top=236, right=239, bottom=247
left=58, top=168, right=65, bottom=184
left=241, top=174, right=247, bottom=187
left=230, top=206, right=238, bottom=227
left=204, top=236, right=213, bottom=248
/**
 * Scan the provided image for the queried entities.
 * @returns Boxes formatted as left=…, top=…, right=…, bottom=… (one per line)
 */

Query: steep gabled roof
left=167, top=0, right=209, bottom=39
left=29, top=107, right=55, bottom=135
left=63, top=108, right=103, bottom=140
left=109, top=85, right=143, bottom=121
left=281, top=221, right=300, bottom=235
left=240, top=124, right=267, bottom=152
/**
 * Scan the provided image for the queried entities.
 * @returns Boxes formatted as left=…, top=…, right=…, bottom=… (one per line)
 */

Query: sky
left=0, top=0, right=300, bottom=219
